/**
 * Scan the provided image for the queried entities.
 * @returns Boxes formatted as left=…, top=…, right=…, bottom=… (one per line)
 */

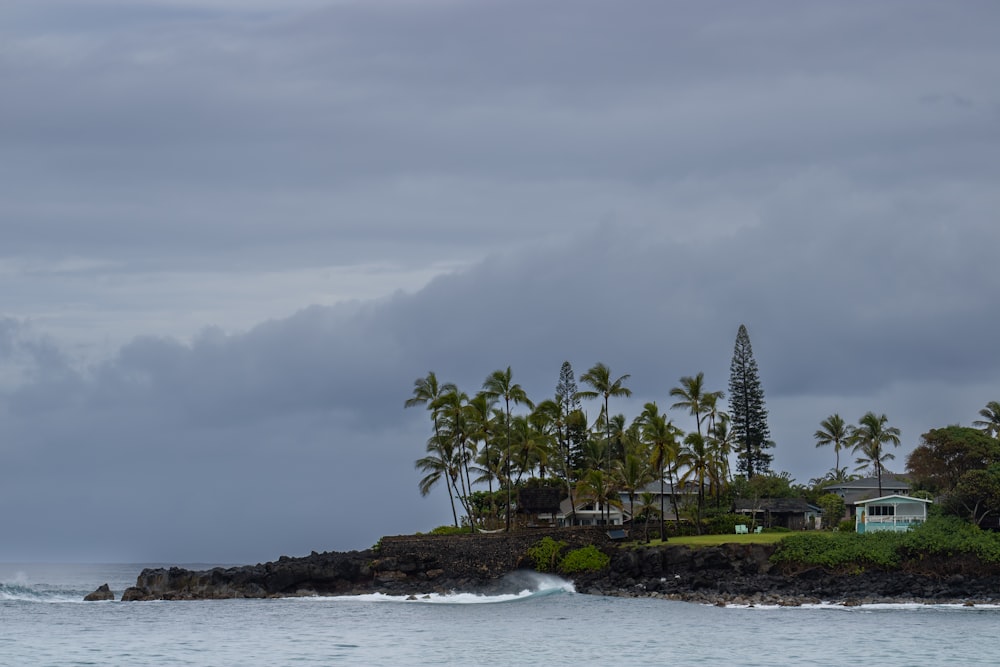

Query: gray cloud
left=1, top=0, right=998, bottom=561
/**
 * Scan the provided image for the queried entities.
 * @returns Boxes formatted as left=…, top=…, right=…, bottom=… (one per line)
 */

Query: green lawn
left=631, top=532, right=810, bottom=547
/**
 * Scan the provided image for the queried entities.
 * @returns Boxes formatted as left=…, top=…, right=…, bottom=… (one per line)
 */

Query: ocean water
left=2, top=563, right=999, bottom=666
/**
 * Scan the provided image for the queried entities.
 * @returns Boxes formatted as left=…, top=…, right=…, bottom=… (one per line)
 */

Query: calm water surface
left=2, top=563, right=997, bottom=666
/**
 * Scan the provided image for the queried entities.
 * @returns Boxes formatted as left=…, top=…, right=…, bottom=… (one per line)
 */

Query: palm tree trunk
left=659, top=474, right=665, bottom=540
left=505, top=397, right=512, bottom=532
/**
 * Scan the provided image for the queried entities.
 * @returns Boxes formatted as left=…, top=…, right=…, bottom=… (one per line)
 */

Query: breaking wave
left=0, top=579, right=88, bottom=604
left=300, top=571, right=576, bottom=604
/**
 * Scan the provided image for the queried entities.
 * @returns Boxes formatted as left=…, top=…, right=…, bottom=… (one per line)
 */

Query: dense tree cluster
left=906, top=424, right=1000, bottom=527
left=404, top=326, right=778, bottom=534
left=406, top=325, right=1000, bottom=535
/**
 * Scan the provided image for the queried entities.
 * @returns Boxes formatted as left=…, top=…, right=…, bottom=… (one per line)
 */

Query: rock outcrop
left=111, top=530, right=1000, bottom=605
left=84, top=583, right=115, bottom=601
left=573, top=542, right=1000, bottom=605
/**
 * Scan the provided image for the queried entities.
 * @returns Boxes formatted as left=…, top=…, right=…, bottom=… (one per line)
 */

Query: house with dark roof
left=734, top=498, right=821, bottom=530
left=822, top=474, right=913, bottom=521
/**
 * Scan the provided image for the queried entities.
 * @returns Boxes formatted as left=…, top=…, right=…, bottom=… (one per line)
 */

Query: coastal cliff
left=116, top=529, right=1000, bottom=605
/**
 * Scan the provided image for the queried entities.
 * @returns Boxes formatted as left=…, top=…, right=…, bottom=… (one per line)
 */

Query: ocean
left=2, top=562, right=998, bottom=666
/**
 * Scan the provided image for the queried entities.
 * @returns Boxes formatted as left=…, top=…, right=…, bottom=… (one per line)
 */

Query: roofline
left=859, top=494, right=932, bottom=504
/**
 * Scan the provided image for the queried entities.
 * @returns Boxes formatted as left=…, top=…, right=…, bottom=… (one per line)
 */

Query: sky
left=2, top=0, right=998, bottom=563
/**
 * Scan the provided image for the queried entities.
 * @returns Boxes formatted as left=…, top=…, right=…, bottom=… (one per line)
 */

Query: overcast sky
left=2, top=0, right=998, bottom=563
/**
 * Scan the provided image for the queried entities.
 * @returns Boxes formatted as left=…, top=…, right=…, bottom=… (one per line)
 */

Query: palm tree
left=708, top=413, right=733, bottom=490
left=576, top=363, right=632, bottom=523
left=973, top=401, right=1000, bottom=439
left=680, top=431, right=715, bottom=534
left=482, top=367, right=534, bottom=531
left=405, top=372, right=459, bottom=526
left=617, top=453, right=653, bottom=531
left=575, top=469, right=622, bottom=526
left=670, top=372, right=721, bottom=439
left=528, top=399, right=562, bottom=480
left=702, top=391, right=727, bottom=437
left=814, top=414, right=850, bottom=473
left=467, top=392, right=500, bottom=526
left=851, top=411, right=901, bottom=498
left=436, top=388, right=477, bottom=531
left=635, top=491, right=660, bottom=543
left=640, top=401, right=682, bottom=537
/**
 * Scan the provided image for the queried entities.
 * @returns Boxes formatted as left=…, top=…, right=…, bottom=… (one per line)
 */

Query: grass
left=630, top=532, right=811, bottom=548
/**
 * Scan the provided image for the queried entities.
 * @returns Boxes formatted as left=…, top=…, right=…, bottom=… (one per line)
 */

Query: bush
left=772, top=516, right=1000, bottom=571
left=528, top=537, right=567, bottom=573
left=837, top=519, right=855, bottom=533
left=704, top=513, right=748, bottom=535
left=559, top=545, right=611, bottom=574
left=771, top=531, right=901, bottom=570
left=816, top=493, right=846, bottom=530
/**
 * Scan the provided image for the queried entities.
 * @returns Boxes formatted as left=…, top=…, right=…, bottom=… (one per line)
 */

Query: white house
left=556, top=497, right=625, bottom=527
left=856, top=494, right=932, bottom=533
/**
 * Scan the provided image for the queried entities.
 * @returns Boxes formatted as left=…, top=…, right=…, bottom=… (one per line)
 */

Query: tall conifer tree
left=728, top=324, right=772, bottom=478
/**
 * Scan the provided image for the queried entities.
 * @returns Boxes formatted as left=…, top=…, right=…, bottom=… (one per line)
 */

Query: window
left=868, top=505, right=895, bottom=516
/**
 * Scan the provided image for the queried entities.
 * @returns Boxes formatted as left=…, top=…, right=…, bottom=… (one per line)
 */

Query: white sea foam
left=0, top=582, right=87, bottom=603
left=292, top=571, right=576, bottom=604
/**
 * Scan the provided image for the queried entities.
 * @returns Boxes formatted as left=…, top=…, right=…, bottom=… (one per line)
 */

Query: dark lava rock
left=83, top=583, right=115, bottom=601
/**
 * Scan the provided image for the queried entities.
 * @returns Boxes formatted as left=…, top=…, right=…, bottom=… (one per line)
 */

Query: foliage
left=704, top=513, right=748, bottom=534
left=944, top=464, right=1000, bottom=527
left=837, top=519, right=855, bottom=532
left=814, top=414, right=850, bottom=475
left=816, top=493, right=846, bottom=529
left=527, top=536, right=567, bottom=572
left=897, top=515, right=1000, bottom=563
left=772, top=516, right=1000, bottom=570
left=771, top=531, right=902, bottom=570
left=850, top=411, right=901, bottom=497
left=558, top=545, right=610, bottom=574
left=728, top=324, right=772, bottom=478
left=732, top=472, right=797, bottom=500
left=973, top=400, right=1000, bottom=439
left=906, top=426, right=1000, bottom=495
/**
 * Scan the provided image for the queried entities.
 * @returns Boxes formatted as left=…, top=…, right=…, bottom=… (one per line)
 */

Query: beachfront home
left=616, top=481, right=697, bottom=523
left=855, top=495, right=932, bottom=533
left=823, top=474, right=912, bottom=520
left=556, top=497, right=625, bottom=527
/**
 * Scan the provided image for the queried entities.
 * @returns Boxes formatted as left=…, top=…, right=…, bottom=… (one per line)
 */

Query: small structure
left=734, top=498, right=821, bottom=530
left=855, top=495, right=932, bottom=533
left=517, top=487, right=563, bottom=527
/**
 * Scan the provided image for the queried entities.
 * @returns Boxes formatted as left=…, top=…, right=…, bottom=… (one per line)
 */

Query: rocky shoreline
left=87, top=529, right=1000, bottom=606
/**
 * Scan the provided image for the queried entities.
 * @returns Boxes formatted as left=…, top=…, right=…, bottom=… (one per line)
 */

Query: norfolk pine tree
left=729, top=324, right=772, bottom=479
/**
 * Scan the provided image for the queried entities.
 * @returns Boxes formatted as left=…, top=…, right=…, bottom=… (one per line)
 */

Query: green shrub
left=771, top=531, right=901, bottom=570
left=837, top=519, right=855, bottom=532
left=772, top=516, right=1000, bottom=571
left=559, top=545, right=610, bottom=574
left=705, top=513, right=748, bottom=535
left=817, top=493, right=846, bottom=529
left=528, top=537, right=567, bottom=572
